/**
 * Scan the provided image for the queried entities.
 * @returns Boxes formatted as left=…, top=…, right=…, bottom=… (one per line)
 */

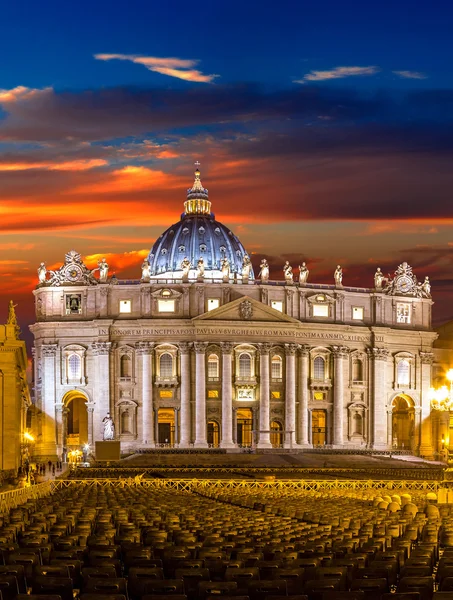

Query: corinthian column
left=40, top=343, right=58, bottom=458
left=257, top=343, right=272, bottom=448
left=332, top=346, right=348, bottom=447
left=419, top=352, right=434, bottom=458
left=369, top=347, right=389, bottom=449
left=285, top=344, right=298, bottom=448
left=92, top=342, right=112, bottom=442
left=220, top=342, right=235, bottom=448
left=179, top=342, right=192, bottom=447
left=298, top=345, right=310, bottom=446
left=194, top=342, right=208, bottom=447
left=136, top=342, right=155, bottom=445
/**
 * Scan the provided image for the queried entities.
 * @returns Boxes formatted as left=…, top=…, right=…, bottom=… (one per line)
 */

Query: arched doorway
left=392, top=394, right=415, bottom=451
left=237, top=408, right=253, bottom=447
left=312, top=410, right=326, bottom=446
left=270, top=421, right=283, bottom=448
left=62, top=391, right=88, bottom=449
left=207, top=421, right=220, bottom=447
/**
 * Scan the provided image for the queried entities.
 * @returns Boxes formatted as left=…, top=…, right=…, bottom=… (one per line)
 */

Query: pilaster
left=284, top=343, right=298, bottom=448
left=369, top=347, right=390, bottom=449
left=257, top=343, right=272, bottom=448
left=220, top=342, right=235, bottom=448
left=193, top=342, right=208, bottom=447
left=91, top=341, right=112, bottom=443
left=136, top=341, right=155, bottom=446
left=419, top=351, right=434, bottom=458
left=298, top=345, right=310, bottom=446
left=332, top=345, right=348, bottom=447
left=179, top=342, right=192, bottom=447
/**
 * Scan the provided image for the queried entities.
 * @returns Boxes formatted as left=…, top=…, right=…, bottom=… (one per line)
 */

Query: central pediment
left=193, top=295, right=299, bottom=324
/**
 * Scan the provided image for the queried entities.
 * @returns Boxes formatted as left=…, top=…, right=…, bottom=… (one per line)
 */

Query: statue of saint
left=334, top=265, right=343, bottom=286
left=98, top=258, right=109, bottom=283
left=259, top=259, right=269, bottom=282
left=180, top=257, right=192, bottom=281
left=102, top=413, right=115, bottom=441
left=242, top=254, right=252, bottom=282
left=421, top=276, right=431, bottom=297
left=299, top=262, right=309, bottom=284
left=37, top=262, right=47, bottom=284
left=7, top=300, right=18, bottom=326
left=141, top=259, right=151, bottom=283
left=221, top=257, right=230, bottom=282
left=374, top=267, right=385, bottom=290
left=196, top=257, right=205, bottom=279
left=283, top=261, right=294, bottom=284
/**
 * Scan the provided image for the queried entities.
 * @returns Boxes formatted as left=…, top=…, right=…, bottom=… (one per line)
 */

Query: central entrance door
left=157, top=408, right=175, bottom=445
left=312, top=410, right=326, bottom=446
left=207, top=421, right=220, bottom=447
left=237, top=408, right=253, bottom=447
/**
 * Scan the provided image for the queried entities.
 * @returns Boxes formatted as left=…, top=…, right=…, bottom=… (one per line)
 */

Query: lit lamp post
left=429, top=369, right=453, bottom=465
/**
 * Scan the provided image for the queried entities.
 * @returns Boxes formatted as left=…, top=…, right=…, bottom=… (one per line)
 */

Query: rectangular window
left=397, top=303, right=411, bottom=324
left=271, top=300, right=283, bottom=312
left=119, top=300, right=131, bottom=313
left=352, top=306, right=364, bottom=320
left=159, top=390, right=173, bottom=399
left=207, top=298, right=220, bottom=311
left=271, top=391, right=281, bottom=399
left=158, top=299, right=175, bottom=313
left=208, top=390, right=219, bottom=398
left=314, top=392, right=326, bottom=401
left=65, top=294, right=82, bottom=315
left=313, top=304, right=329, bottom=317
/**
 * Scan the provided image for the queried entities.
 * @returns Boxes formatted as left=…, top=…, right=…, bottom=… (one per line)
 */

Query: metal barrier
left=50, top=478, right=441, bottom=493
left=0, top=481, right=53, bottom=512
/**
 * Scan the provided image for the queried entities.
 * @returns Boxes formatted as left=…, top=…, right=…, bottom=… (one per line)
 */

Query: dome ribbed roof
left=148, top=167, right=254, bottom=281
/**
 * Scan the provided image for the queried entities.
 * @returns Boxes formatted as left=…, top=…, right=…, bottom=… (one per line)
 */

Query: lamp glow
left=23, top=432, right=34, bottom=442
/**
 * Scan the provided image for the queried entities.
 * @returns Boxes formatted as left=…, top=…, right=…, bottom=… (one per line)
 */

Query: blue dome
left=148, top=168, right=254, bottom=281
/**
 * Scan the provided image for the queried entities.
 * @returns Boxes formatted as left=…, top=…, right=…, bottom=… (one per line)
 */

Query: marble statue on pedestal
left=242, top=254, right=252, bottom=282
left=141, top=259, right=151, bottom=283
left=283, top=261, right=294, bottom=284
left=102, top=413, right=115, bottom=440
left=374, top=267, right=385, bottom=290
left=181, top=257, right=192, bottom=281
left=259, top=259, right=269, bottom=282
left=38, top=262, right=47, bottom=284
left=98, top=258, right=109, bottom=283
left=196, top=257, right=205, bottom=280
left=221, top=257, right=230, bottom=282
left=299, top=262, right=309, bottom=284
left=334, top=265, right=343, bottom=286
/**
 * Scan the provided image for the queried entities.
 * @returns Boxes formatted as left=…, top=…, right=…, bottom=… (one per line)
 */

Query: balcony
left=234, top=375, right=257, bottom=386
left=309, top=378, right=332, bottom=391
left=155, top=375, right=179, bottom=388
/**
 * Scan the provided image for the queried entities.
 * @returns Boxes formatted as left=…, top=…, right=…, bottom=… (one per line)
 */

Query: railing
left=50, top=478, right=441, bottom=493
left=0, top=481, right=53, bottom=512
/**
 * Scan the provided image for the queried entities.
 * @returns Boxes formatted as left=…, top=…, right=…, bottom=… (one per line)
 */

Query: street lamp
left=429, top=369, right=453, bottom=464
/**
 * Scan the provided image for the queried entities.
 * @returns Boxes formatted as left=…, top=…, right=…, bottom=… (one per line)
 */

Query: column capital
left=298, top=344, right=311, bottom=357
left=91, top=341, right=112, bottom=356
left=85, top=402, right=95, bottom=413
left=285, top=343, right=299, bottom=356
left=135, top=341, right=155, bottom=355
left=220, top=342, right=234, bottom=355
left=193, top=341, right=208, bottom=354
left=257, top=342, right=272, bottom=355
left=367, top=347, right=389, bottom=361
left=420, top=351, right=434, bottom=365
left=331, top=345, right=349, bottom=358
left=179, top=342, right=193, bottom=354
left=42, top=343, right=58, bottom=357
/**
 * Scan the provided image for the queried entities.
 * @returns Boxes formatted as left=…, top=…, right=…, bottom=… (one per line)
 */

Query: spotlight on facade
left=23, top=432, right=35, bottom=442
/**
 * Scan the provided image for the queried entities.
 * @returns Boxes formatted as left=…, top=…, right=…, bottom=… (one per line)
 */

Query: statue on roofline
left=259, top=258, right=269, bottom=282
left=283, top=261, right=293, bottom=284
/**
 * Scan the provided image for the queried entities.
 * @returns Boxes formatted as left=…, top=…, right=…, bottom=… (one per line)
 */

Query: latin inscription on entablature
left=107, top=327, right=370, bottom=342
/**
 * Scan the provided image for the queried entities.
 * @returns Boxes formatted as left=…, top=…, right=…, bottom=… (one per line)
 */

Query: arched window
left=208, top=354, right=219, bottom=379
left=313, top=356, right=326, bottom=380
left=397, top=360, right=410, bottom=385
left=271, top=355, right=282, bottom=380
left=352, top=359, right=363, bottom=382
left=68, top=354, right=81, bottom=380
left=160, top=353, right=173, bottom=378
left=239, top=353, right=252, bottom=378
left=120, top=355, right=132, bottom=378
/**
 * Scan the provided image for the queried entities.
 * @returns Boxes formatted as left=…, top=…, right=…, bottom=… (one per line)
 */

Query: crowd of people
left=17, top=460, right=64, bottom=483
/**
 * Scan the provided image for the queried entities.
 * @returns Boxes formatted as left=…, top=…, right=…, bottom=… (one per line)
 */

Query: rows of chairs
left=0, top=482, right=449, bottom=600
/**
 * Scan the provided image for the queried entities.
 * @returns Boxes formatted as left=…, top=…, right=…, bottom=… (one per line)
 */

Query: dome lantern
left=183, top=162, right=212, bottom=216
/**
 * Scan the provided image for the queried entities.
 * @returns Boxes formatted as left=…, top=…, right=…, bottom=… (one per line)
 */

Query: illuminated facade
left=31, top=168, right=438, bottom=459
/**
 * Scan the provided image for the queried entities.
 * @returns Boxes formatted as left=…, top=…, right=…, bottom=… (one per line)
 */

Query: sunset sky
left=1, top=0, right=453, bottom=345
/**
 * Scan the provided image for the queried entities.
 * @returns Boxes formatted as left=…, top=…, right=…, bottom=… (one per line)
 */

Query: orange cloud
left=70, top=165, right=177, bottom=194
left=0, top=159, right=107, bottom=171
left=94, top=54, right=218, bottom=83
left=83, top=250, right=149, bottom=273
left=0, top=85, right=51, bottom=103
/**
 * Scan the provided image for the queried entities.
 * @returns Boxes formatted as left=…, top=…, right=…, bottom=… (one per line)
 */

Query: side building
left=30, top=169, right=437, bottom=459
left=0, top=302, right=31, bottom=478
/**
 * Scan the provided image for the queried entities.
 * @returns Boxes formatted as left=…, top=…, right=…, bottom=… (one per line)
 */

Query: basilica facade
left=31, top=168, right=439, bottom=460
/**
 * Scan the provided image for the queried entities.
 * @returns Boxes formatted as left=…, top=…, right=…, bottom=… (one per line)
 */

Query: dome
left=148, top=167, right=254, bottom=281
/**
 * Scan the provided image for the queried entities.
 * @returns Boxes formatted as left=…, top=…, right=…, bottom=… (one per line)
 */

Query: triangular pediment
left=193, top=295, right=299, bottom=323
